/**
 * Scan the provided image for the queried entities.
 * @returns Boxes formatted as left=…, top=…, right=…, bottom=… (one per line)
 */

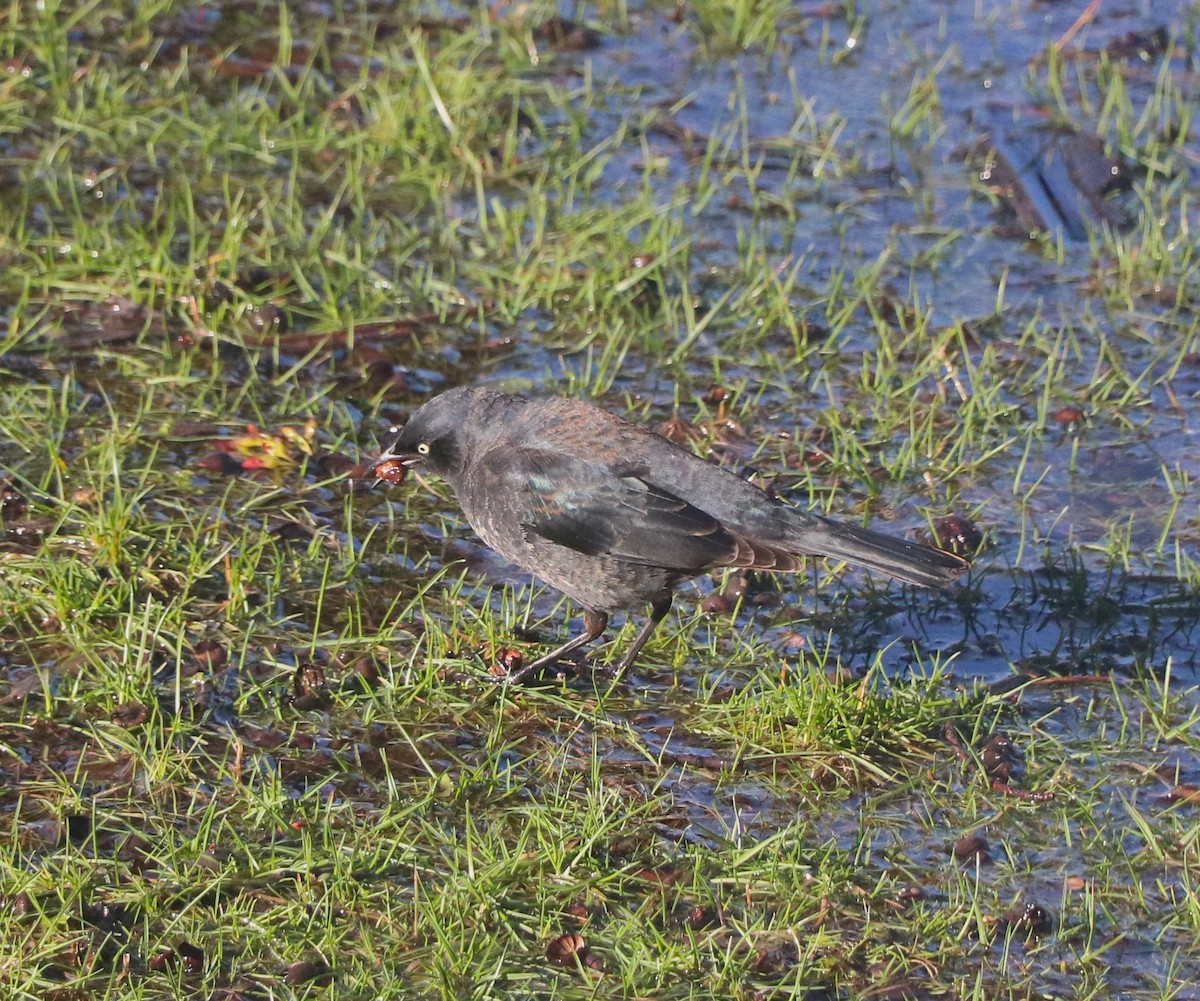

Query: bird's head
left=369, top=386, right=518, bottom=485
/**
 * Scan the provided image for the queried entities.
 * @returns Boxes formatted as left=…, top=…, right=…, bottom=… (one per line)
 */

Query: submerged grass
left=2, top=0, right=1200, bottom=997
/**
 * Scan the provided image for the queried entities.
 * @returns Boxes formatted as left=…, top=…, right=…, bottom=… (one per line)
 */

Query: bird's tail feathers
left=800, top=516, right=968, bottom=587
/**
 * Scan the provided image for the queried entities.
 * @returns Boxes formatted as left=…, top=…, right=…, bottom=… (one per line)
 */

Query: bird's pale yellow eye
left=416, top=442, right=431, bottom=455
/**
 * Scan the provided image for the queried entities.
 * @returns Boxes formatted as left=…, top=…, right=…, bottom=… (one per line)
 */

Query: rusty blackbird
left=371, top=387, right=968, bottom=681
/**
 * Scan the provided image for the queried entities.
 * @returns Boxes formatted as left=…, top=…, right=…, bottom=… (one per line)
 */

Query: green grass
left=2, top=0, right=1200, bottom=997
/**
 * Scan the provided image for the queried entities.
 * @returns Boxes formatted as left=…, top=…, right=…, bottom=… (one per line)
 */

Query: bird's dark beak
left=368, top=447, right=421, bottom=488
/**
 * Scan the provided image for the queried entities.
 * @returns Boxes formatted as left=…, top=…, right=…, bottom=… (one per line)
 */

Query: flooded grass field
left=1, top=0, right=1199, bottom=997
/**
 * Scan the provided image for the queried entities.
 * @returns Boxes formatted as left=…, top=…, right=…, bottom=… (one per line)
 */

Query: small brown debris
left=700, top=592, right=734, bottom=615
left=545, top=932, right=588, bottom=967
left=754, top=939, right=800, bottom=975
left=947, top=725, right=1052, bottom=799
left=117, top=834, right=153, bottom=868
left=486, top=648, right=525, bottom=679
left=291, top=662, right=330, bottom=711
left=54, top=295, right=167, bottom=348
left=111, top=702, right=149, bottom=728
left=272, top=519, right=314, bottom=542
left=0, top=482, right=28, bottom=519
left=7, top=891, right=33, bottom=916
left=722, top=572, right=748, bottom=600
left=150, top=940, right=205, bottom=975
left=63, top=814, right=91, bottom=843
left=178, top=941, right=205, bottom=974
left=1052, top=406, right=1085, bottom=424
left=1104, top=26, right=1170, bottom=61
left=563, top=902, right=590, bottom=924
left=980, top=732, right=1016, bottom=781
left=532, top=16, right=602, bottom=51
left=635, top=865, right=684, bottom=885
left=284, top=959, right=331, bottom=985
left=679, top=904, right=717, bottom=930
left=351, top=656, right=382, bottom=687
left=321, top=453, right=359, bottom=477
left=700, top=571, right=749, bottom=615
left=1165, top=784, right=1200, bottom=804
left=80, top=899, right=133, bottom=931
left=1, top=518, right=48, bottom=549
left=356, top=346, right=397, bottom=382
left=932, top=513, right=984, bottom=555
left=991, top=781, right=1056, bottom=802
left=1001, top=901, right=1052, bottom=938
left=192, top=639, right=227, bottom=671
left=659, top=413, right=701, bottom=445
left=953, top=835, right=990, bottom=863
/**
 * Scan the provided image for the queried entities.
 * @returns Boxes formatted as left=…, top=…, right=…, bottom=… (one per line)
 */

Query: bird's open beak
left=368, top=449, right=421, bottom=488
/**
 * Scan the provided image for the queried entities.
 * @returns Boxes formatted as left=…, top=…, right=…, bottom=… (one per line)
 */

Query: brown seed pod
left=953, top=835, right=990, bottom=862
left=545, top=932, right=588, bottom=966
left=372, top=458, right=407, bottom=485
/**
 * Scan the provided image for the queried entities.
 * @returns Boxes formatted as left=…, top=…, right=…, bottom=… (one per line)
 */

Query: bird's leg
left=609, top=595, right=673, bottom=679
left=501, top=609, right=609, bottom=684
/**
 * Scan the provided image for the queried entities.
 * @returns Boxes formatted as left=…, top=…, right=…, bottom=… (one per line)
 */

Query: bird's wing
left=475, top=447, right=741, bottom=571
